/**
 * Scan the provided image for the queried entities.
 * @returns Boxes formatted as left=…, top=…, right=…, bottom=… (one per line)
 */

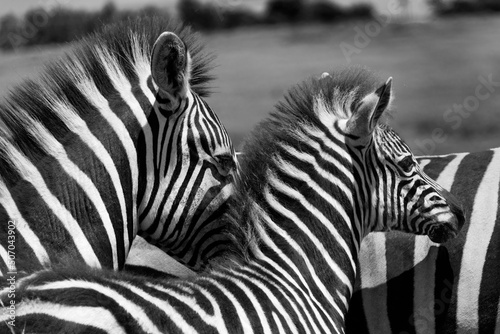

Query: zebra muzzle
left=428, top=223, right=458, bottom=243
left=428, top=207, right=464, bottom=243
left=426, top=191, right=465, bottom=243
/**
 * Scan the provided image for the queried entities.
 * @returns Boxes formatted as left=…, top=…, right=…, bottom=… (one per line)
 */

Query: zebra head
left=137, top=32, right=237, bottom=268
left=331, top=73, right=465, bottom=243
left=0, top=19, right=236, bottom=273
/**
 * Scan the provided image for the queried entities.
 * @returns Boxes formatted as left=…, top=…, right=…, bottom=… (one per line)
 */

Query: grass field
left=1, top=15, right=499, bottom=155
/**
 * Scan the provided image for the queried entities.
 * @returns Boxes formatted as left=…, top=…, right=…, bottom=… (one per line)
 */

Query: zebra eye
left=398, top=156, right=414, bottom=172
left=214, top=154, right=236, bottom=173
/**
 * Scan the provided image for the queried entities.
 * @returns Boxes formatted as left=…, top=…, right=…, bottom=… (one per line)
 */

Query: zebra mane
left=0, top=17, right=214, bottom=132
left=0, top=16, right=214, bottom=176
left=7, top=17, right=214, bottom=103
left=275, top=66, right=383, bottom=126
left=217, top=67, right=385, bottom=265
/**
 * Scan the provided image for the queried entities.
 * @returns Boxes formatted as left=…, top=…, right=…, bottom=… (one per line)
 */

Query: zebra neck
left=135, top=93, right=223, bottom=263
left=249, top=187, right=359, bottom=322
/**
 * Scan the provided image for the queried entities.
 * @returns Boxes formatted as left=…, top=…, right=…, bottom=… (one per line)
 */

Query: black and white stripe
left=347, top=147, right=500, bottom=334
left=0, top=17, right=237, bottom=274
left=0, top=68, right=464, bottom=333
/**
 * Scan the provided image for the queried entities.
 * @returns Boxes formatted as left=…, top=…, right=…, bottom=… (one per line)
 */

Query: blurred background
left=1, top=0, right=499, bottom=155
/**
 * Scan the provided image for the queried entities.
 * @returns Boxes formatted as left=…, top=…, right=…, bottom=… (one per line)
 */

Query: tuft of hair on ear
left=345, top=76, right=395, bottom=138
left=365, top=77, right=393, bottom=130
left=375, top=77, right=392, bottom=111
left=374, top=77, right=396, bottom=126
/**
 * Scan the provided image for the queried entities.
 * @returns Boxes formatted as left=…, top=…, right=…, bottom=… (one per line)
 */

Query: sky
left=1, top=0, right=431, bottom=19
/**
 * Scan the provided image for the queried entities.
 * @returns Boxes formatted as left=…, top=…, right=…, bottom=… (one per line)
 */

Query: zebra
left=124, top=148, right=500, bottom=332
left=0, top=17, right=237, bottom=275
left=346, top=147, right=500, bottom=334
left=0, top=68, right=465, bottom=333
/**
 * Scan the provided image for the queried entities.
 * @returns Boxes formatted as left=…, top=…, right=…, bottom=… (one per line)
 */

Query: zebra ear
left=151, top=32, right=191, bottom=98
left=346, top=77, right=392, bottom=138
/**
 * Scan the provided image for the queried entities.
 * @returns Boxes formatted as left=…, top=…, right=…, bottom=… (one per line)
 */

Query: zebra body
left=0, top=18, right=236, bottom=274
left=126, top=147, right=500, bottom=333
left=0, top=68, right=464, bottom=333
left=347, top=147, right=500, bottom=334
left=125, top=148, right=500, bottom=333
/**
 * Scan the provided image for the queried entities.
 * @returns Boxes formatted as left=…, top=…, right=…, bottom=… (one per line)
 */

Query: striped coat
left=126, top=147, right=500, bottom=333
left=347, top=147, right=500, bottom=333
left=0, top=18, right=237, bottom=275
left=0, top=68, right=464, bottom=334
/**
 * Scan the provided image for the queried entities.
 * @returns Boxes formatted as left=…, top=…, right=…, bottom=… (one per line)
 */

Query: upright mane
left=0, top=16, right=214, bottom=176
left=217, top=67, right=386, bottom=266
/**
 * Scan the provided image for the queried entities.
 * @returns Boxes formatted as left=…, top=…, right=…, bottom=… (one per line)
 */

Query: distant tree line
left=2, top=0, right=500, bottom=51
left=0, top=0, right=374, bottom=51
left=178, top=0, right=373, bottom=31
left=430, top=0, right=500, bottom=15
left=0, top=3, right=170, bottom=50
